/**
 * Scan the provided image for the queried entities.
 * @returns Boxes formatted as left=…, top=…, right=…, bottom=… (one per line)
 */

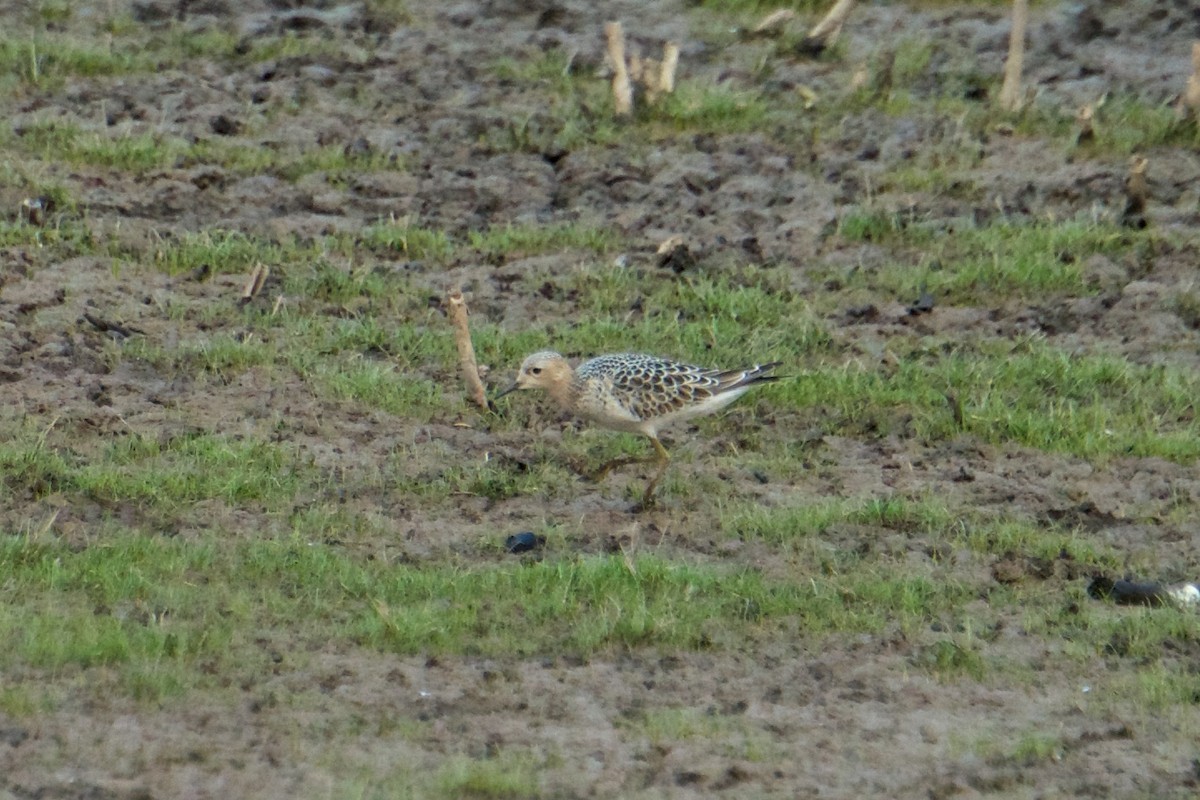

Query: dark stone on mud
left=658, top=241, right=695, bottom=274
left=856, top=143, right=880, bottom=161
left=908, top=288, right=935, bottom=315
left=1088, top=575, right=1166, bottom=606
left=844, top=304, right=878, bottom=322
left=344, top=137, right=372, bottom=158
left=0, top=725, right=29, bottom=747
left=279, top=9, right=358, bottom=32
left=444, top=4, right=478, bottom=27
left=186, top=0, right=231, bottom=15
left=1069, top=4, right=1117, bottom=43
left=209, top=114, right=242, bottom=136
left=301, top=65, right=338, bottom=87
left=131, top=0, right=171, bottom=24
left=505, top=532, right=542, bottom=553
left=536, top=5, right=567, bottom=29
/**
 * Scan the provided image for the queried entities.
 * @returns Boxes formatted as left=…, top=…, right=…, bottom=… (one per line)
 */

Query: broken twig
left=1121, top=155, right=1149, bottom=230
left=1074, top=103, right=1095, bottom=145
left=658, top=41, right=680, bottom=96
left=998, top=0, right=1029, bottom=112
left=447, top=289, right=491, bottom=411
left=605, top=23, right=678, bottom=112
left=1184, top=41, right=1200, bottom=120
left=752, top=9, right=797, bottom=37
left=798, top=0, right=856, bottom=56
left=240, top=262, right=270, bottom=306
left=83, top=312, right=143, bottom=339
left=605, top=22, right=634, bottom=117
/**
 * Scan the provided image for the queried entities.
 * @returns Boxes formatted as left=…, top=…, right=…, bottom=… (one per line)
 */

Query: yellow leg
left=586, top=437, right=672, bottom=507
left=588, top=454, right=644, bottom=483
left=639, top=437, right=672, bottom=508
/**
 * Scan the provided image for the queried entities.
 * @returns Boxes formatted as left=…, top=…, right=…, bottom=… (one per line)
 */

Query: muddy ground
left=3, top=0, right=1200, bottom=797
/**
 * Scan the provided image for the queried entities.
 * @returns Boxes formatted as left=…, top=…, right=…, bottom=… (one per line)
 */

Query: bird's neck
left=547, top=375, right=581, bottom=411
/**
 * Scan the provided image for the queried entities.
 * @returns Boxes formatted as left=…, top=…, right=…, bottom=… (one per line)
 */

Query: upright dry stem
left=659, top=42, right=679, bottom=95
left=240, top=263, right=269, bottom=306
left=447, top=289, right=489, bottom=411
left=998, top=0, right=1029, bottom=112
left=801, top=0, right=856, bottom=54
left=605, top=21, right=633, bottom=117
left=1185, top=41, right=1200, bottom=119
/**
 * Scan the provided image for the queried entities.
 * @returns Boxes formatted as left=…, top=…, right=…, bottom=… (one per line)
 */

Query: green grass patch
left=1008, top=93, right=1200, bottom=155
left=149, top=230, right=291, bottom=276
left=0, top=35, right=150, bottom=87
left=725, top=494, right=959, bottom=544
left=0, top=26, right=366, bottom=91
left=125, top=331, right=277, bottom=378
left=650, top=83, right=772, bottom=133
left=913, top=637, right=987, bottom=680
left=0, top=217, right=96, bottom=258
left=0, top=532, right=973, bottom=699
left=468, top=222, right=617, bottom=259
left=12, top=119, right=403, bottom=179
left=489, top=49, right=779, bottom=147
left=0, top=430, right=300, bottom=510
left=435, top=751, right=545, bottom=799
left=316, top=360, right=444, bottom=419
left=836, top=218, right=1143, bottom=301
left=773, top=338, right=1200, bottom=459
left=619, top=706, right=780, bottom=761
left=360, top=219, right=454, bottom=262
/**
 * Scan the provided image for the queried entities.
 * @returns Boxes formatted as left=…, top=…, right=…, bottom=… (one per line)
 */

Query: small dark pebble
left=210, top=114, right=242, bottom=136
left=908, top=288, right=935, bottom=315
left=1088, top=575, right=1165, bottom=606
left=0, top=726, right=29, bottom=747
left=845, top=304, right=878, bottom=322
left=659, top=242, right=696, bottom=274
left=856, top=143, right=880, bottom=161
left=505, top=532, right=543, bottom=554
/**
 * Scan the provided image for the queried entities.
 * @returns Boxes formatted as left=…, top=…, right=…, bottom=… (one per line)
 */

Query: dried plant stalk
left=1074, top=103, right=1095, bottom=145
left=240, top=262, right=269, bottom=306
left=605, top=21, right=634, bottom=117
left=998, top=0, right=1029, bottom=112
left=447, top=289, right=489, bottom=411
left=1185, top=41, right=1200, bottom=118
left=629, top=54, right=648, bottom=90
left=1121, top=155, right=1149, bottom=229
left=800, top=0, right=856, bottom=54
left=753, top=9, right=796, bottom=36
left=659, top=42, right=679, bottom=95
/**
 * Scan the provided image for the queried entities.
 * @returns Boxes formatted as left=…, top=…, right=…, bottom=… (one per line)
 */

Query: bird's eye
left=530, top=367, right=543, bottom=375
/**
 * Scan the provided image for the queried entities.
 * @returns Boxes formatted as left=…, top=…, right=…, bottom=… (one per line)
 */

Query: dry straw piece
left=658, top=42, right=680, bottom=96
left=1121, top=154, right=1150, bottom=229
left=1074, top=103, right=1095, bottom=145
left=752, top=9, right=796, bottom=36
left=998, top=0, right=1029, bottom=112
left=447, top=289, right=490, bottom=411
left=1184, top=41, right=1200, bottom=119
left=605, top=22, right=679, bottom=113
left=604, top=21, right=634, bottom=116
left=240, top=262, right=270, bottom=306
left=799, top=0, right=856, bottom=55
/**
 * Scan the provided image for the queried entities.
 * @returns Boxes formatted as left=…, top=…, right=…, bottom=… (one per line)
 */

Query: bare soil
left=3, top=0, right=1200, bottom=797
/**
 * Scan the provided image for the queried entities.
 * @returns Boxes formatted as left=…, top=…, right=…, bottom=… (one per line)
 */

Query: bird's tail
left=716, top=361, right=784, bottom=391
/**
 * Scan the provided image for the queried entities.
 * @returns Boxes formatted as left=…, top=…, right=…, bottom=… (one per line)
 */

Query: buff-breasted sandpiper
left=495, top=351, right=782, bottom=506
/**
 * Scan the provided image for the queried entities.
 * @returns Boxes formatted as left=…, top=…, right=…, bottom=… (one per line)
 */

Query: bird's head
left=494, top=351, right=573, bottom=399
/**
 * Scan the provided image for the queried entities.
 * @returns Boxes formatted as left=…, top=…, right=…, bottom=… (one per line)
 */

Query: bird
left=495, top=351, right=782, bottom=506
